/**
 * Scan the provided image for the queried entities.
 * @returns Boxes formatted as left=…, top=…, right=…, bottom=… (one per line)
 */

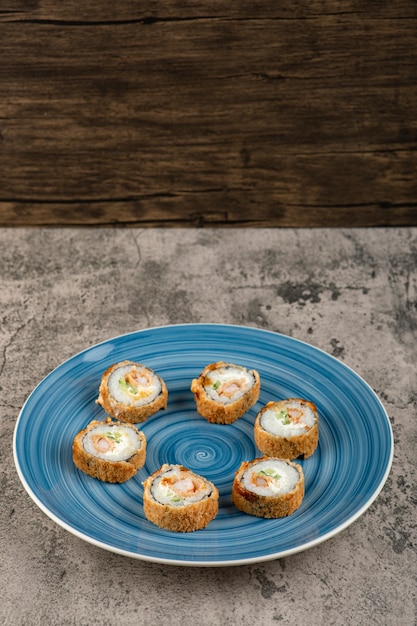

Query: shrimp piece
left=126, top=366, right=152, bottom=388
left=218, top=378, right=246, bottom=398
left=288, top=407, right=304, bottom=423
left=90, top=434, right=115, bottom=454
left=253, top=475, right=269, bottom=487
left=172, top=478, right=196, bottom=494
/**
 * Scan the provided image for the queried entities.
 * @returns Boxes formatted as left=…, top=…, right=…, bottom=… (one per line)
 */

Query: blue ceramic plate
left=13, top=324, right=393, bottom=566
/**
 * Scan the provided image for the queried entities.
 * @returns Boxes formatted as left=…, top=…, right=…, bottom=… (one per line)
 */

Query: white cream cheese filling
left=242, top=459, right=300, bottom=497
left=203, top=365, right=255, bottom=405
left=260, top=400, right=316, bottom=437
left=83, top=423, right=141, bottom=462
left=151, top=466, right=211, bottom=507
left=108, top=363, right=162, bottom=407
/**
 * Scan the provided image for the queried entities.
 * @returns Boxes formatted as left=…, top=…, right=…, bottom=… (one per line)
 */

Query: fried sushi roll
left=254, top=398, right=319, bottom=460
left=143, top=464, right=219, bottom=532
left=232, top=457, right=304, bottom=518
left=72, top=418, right=146, bottom=483
left=96, top=360, right=168, bottom=423
left=190, top=361, right=260, bottom=424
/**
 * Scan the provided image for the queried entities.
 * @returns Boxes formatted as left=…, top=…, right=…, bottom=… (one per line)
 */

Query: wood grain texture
left=1, top=1, right=416, bottom=226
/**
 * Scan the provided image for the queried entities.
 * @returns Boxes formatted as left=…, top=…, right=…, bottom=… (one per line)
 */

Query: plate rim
left=13, top=323, right=394, bottom=567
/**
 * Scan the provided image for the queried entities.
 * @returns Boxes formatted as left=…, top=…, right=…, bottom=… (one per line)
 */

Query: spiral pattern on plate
left=142, top=401, right=257, bottom=499
left=13, top=324, right=393, bottom=566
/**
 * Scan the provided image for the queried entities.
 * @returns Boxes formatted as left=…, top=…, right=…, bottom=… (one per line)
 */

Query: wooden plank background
left=1, top=1, right=416, bottom=227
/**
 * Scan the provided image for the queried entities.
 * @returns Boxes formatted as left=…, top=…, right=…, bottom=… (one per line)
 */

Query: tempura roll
left=72, top=418, right=146, bottom=483
left=232, top=457, right=304, bottom=518
left=143, top=464, right=219, bottom=532
left=96, top=360, right=168, bottom=423
left=254, top=398, right=319, bottom=459
left=191, top=361, right=260, bottom=424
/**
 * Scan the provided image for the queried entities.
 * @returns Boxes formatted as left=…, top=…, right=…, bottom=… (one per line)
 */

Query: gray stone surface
left=0, top=227, right=416, bottom=626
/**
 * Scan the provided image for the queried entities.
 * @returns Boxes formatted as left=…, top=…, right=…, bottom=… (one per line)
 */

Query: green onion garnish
left=105, top=431, right=122, bottom=444
left=260, top=469, right=281, bottom=480
left=119, top=377, right=138, bottom=395
left=276, top=409, right=291, bottom=425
